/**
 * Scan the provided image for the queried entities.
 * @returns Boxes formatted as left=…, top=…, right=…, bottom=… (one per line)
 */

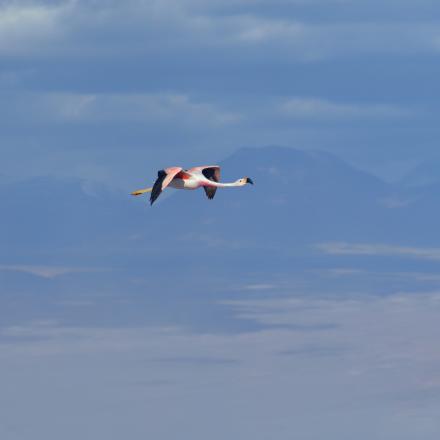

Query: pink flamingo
left=131, top=165, right=253, bottom=205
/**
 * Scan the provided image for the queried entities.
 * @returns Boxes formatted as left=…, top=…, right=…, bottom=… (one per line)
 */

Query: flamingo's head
left=238, top=177, right=253, bottom=185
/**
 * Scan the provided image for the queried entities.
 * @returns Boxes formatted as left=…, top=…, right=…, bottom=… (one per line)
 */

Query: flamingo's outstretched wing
left=150, top=166, right=182, bottom=205
left=188, top=165, right=221, bottom=200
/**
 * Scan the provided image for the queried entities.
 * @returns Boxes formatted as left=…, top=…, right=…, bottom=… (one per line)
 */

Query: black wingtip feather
left=203, top=186, right=217, bottom=200
left=150, top=170, right=167, bottom=205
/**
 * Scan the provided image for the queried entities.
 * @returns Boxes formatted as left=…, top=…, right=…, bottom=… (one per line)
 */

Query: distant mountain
left=147, top=146, right=393, bottom=250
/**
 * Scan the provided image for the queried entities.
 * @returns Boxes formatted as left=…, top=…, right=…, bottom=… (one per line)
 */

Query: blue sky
left=2, top=1, right=440, bottom=439
left=2, top=0, right=440, bottom=187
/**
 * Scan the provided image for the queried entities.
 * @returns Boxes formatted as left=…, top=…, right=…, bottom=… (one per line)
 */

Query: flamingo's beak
left=246, top=177, right=254, bottom=185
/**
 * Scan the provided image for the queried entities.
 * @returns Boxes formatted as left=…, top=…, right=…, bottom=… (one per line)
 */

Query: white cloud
left=281, top=97, right=411, bottom=119
left=234, top=16, right=305, bottom=43
left=316, top=242, right=440, bottom=260
left=4, top=91, right=412, bottom=131
left=2, top=1, right=440, bottom=59
left=2, top=92, right=242, bottom=127
left=1, top=292, right=440, bottom=439
left=242, top=283, right=279, bottom=290
left=0, top=2, right=71, bottom=55
left=313, top=267, right=440, bottom=285
left=179, top=232, right=251, bottom=249
left=0, top=264, right=101, bottom=278
left=320, top=267, right=365, bottom=277
left=379, top=196, right=414, bottom=209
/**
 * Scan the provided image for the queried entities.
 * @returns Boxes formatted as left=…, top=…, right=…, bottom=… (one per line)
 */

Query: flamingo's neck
left=209, top=179, right=244, bottom=188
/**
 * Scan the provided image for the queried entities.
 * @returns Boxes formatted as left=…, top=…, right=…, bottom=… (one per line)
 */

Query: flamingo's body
left=132, top=165, right=253, bottom=205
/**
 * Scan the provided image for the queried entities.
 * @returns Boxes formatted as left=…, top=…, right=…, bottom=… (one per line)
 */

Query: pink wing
left=162, top=167, right=183, bottom=189
left=150, top=166, right=182, bottom=205
left=187, top=165, right=221, bottom=182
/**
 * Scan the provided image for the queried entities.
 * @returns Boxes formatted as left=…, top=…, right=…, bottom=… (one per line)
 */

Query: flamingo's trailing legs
left=131, top=165, right=253, bottom=205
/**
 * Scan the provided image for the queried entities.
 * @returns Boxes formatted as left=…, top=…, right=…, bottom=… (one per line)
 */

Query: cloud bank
left=1, top=291, right=440, bottom=439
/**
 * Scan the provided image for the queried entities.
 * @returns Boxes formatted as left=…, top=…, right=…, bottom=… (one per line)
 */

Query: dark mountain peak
left=228, top=145, right=373, bottom=174
left=231, top=145, right=327, bottom=163
left=222, top=145, right=388, bottom=194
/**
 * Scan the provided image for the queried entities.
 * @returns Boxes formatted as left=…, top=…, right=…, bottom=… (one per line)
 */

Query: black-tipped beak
left=247, top=177, right=254, bottom=185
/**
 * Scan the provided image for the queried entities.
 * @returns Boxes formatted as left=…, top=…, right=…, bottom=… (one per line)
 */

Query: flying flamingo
left=131, top=165, right=254, bottom=205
